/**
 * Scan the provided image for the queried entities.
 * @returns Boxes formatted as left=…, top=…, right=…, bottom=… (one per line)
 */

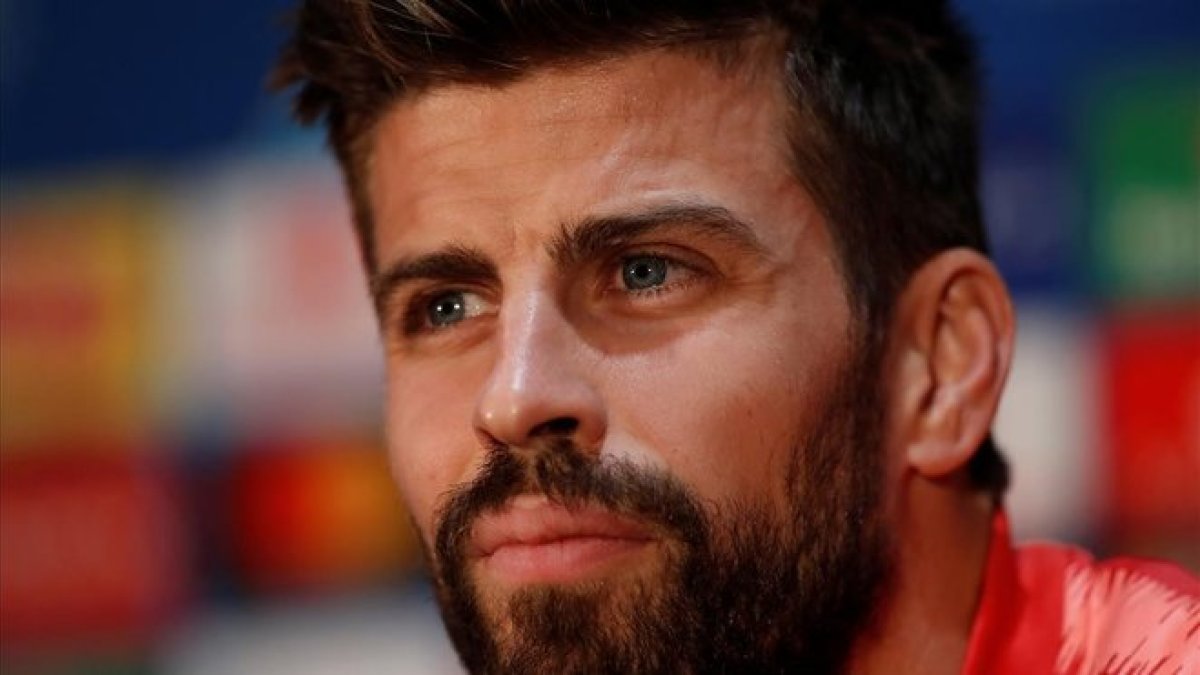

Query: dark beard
left=428, top=343, right=892, bottom=675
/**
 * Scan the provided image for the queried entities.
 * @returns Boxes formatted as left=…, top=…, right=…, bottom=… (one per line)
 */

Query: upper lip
left=468, top=494, right=656, bottom=558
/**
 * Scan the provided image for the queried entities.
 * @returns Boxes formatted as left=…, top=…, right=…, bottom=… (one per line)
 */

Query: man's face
left=368, top=51, right=892, bottom=672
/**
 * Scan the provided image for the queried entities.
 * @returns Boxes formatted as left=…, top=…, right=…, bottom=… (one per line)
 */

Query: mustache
left=433, top=437, right=708, bottom=569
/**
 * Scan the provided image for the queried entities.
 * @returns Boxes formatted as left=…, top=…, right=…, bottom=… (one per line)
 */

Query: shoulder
left=1035, top=546, right=1200, bottom=674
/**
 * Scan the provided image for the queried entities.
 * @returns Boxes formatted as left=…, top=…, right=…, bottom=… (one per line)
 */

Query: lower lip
left=480, top=536, right=654, bottom=585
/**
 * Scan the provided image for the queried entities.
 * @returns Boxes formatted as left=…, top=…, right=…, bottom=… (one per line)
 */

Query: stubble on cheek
left=384, top=365, right=486, bottom=537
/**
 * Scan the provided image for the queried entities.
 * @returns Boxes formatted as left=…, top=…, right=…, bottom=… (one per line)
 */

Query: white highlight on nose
left=472, top=288, right=606, bottom=449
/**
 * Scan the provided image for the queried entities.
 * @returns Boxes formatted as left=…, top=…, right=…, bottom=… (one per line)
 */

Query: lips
left=467, top=494, right=657, bottom=583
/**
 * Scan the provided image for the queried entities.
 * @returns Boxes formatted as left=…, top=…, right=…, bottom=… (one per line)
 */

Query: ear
left=887, top=249, right=1015, bottom=479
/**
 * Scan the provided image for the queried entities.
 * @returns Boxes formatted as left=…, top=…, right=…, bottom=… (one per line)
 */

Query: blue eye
left=621, top=255, right=670, bottom=291
left=426, top=291, right=470, bottom=327
left=403, top=288, right=493, bottom=336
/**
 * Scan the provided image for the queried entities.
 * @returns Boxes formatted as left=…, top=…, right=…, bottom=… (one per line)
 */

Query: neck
left=846, top=475, right=996, bottom=675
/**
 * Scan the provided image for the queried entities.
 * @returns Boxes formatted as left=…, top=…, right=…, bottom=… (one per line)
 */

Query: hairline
left=344, top=28, right=814, bottom=270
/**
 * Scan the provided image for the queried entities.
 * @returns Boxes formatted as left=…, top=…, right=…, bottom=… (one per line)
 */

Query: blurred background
left=1, top=0, right=1197, bottom=672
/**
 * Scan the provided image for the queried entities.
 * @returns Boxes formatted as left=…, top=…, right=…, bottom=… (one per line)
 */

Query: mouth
left=467, top=494, right=658, bottom=585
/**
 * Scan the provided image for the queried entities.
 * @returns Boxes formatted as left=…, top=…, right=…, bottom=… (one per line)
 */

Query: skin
left=366, top=49, right=1015, bottom=674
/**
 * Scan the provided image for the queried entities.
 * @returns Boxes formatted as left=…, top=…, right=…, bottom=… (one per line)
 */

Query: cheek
left=613, top=305, right=844, bottom=506
left=384, top=359, right=485, bottom=540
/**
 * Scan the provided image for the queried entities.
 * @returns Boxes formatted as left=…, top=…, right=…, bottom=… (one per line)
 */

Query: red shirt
left=962, top=512, right=1200, bottom=674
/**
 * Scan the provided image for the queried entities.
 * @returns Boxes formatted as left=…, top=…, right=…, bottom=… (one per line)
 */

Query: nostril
left=532, top=417, right=579, bottom=437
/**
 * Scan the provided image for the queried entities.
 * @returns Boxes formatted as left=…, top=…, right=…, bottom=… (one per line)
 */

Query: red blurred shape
left=0, top=452, right=189, bottom=649
left=227, top=440, right=415, bottom=594
left=1102, top=312, right=1200, bottom=535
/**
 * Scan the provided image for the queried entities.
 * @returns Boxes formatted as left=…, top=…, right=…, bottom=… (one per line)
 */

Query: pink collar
left=961, top=509, right=1065, bottom=674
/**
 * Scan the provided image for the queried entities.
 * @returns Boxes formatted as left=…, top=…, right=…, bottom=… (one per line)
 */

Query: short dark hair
left=273, top=0, right=1009, bottom=499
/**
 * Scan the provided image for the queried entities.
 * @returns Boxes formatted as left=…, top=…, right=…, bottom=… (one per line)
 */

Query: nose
left=473, top=290, right=607, bottom=451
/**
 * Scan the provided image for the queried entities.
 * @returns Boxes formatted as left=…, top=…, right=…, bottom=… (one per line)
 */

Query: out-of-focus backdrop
left=1, top=0, right=1197, bottom=672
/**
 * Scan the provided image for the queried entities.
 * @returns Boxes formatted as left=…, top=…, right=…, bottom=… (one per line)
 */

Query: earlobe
left=890, top=249, right=1015, bottom=480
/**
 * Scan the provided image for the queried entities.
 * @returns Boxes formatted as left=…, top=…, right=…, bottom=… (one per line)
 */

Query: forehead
left=367, top=50, right=801, bottom=264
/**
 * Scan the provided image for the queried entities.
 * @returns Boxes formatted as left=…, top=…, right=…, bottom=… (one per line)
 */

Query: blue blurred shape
left=0, top=0, right=297, bottom=177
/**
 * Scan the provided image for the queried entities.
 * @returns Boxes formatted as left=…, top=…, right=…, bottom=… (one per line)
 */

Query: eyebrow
left=547, top=202, right=769, bottom=267
left=370, top=202, right=768, bottom=315
left=370, top=244, right=497, bottom=316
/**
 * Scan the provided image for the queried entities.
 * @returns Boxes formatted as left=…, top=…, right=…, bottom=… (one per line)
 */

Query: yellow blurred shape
left=0, top=185, right=161, bottom=449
